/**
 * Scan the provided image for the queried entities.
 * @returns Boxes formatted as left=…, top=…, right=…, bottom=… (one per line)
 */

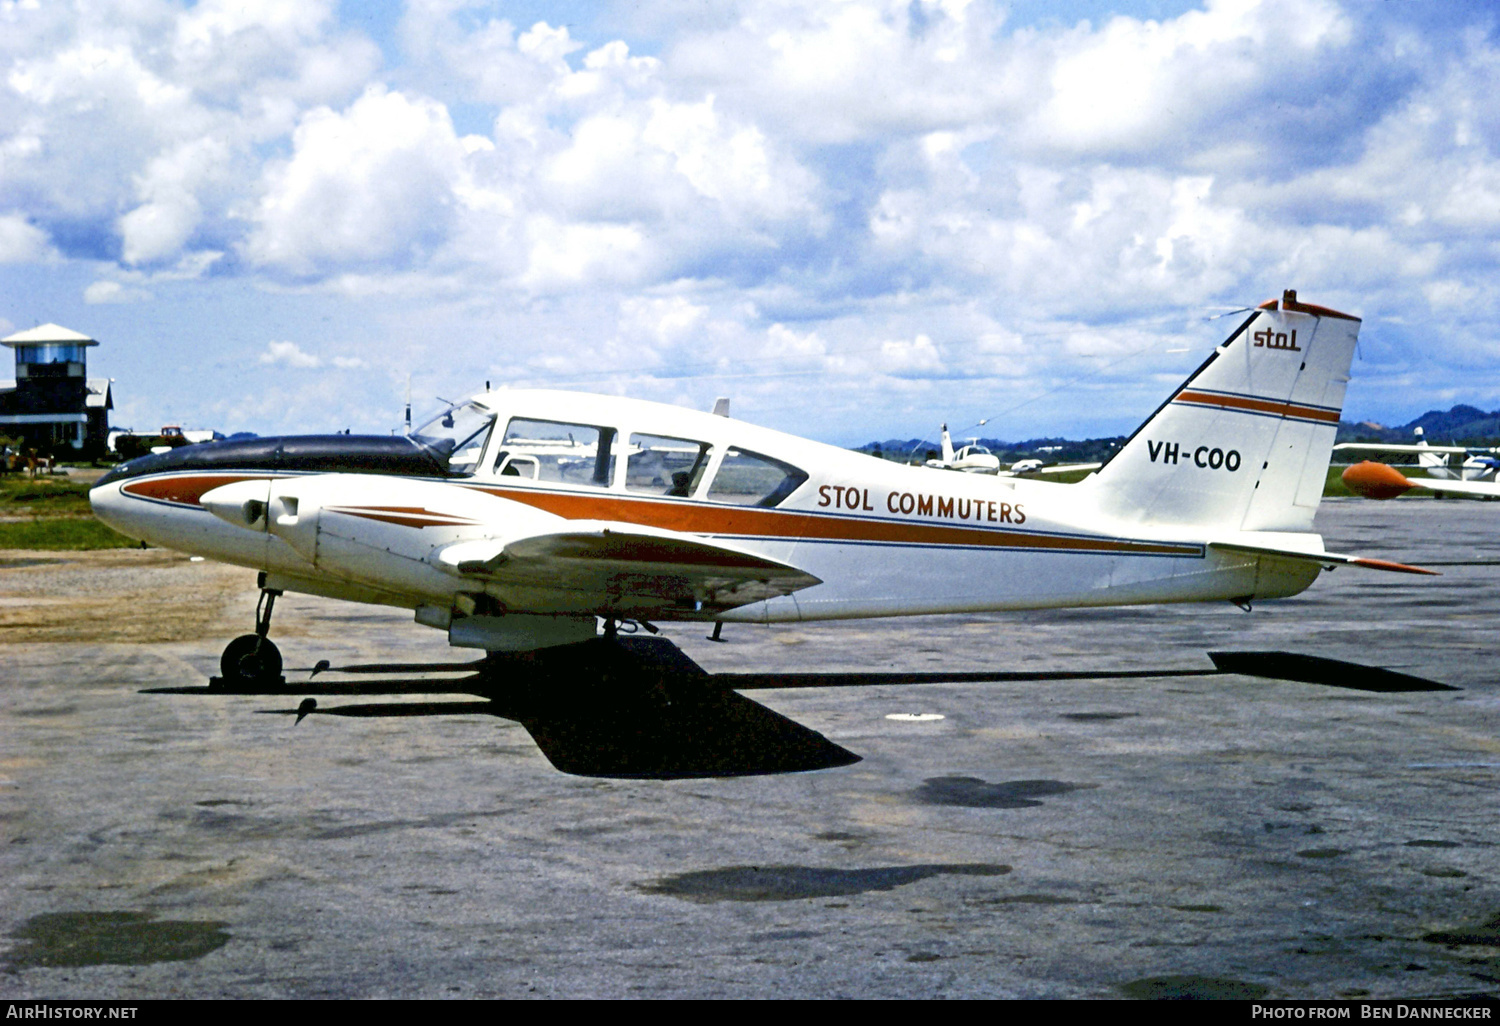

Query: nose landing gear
left=213, top=580, right=285, bottom=689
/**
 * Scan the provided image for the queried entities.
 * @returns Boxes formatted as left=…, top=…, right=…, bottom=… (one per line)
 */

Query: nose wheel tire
left=220, top=634, right=283, bottom=685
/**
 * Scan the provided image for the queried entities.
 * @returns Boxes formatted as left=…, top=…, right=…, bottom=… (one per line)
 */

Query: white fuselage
left=90, top=388, right=1320, bottom=632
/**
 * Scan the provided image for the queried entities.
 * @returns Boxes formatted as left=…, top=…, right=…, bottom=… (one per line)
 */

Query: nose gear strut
left=214, top=574, right=286, bottom=689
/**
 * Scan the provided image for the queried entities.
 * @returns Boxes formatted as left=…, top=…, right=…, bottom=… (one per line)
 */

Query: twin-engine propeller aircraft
left=921, top=424, right=1101, bottom=477
left=91, top=291, right=1442, bottom=777
left=924, top=424, right=1002, bottom=473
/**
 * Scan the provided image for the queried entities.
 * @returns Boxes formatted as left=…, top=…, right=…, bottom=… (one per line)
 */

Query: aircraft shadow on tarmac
left=141, top=637, right=1457, bottom=780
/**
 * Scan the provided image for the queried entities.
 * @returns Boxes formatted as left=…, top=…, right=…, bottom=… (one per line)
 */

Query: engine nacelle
left=201, top=474, right=560, bottom=602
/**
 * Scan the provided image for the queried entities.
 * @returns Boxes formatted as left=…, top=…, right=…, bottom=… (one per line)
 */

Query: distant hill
left=1337, top=404, right=1500, bottom=444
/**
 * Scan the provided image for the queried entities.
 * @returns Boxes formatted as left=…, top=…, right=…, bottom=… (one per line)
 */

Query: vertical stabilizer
left=1092, top=291, right=1359, bottom=533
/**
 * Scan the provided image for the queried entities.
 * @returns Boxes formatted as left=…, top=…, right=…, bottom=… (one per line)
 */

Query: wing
left=999, top=462, right=1103, bottom=478
left=1402, top=477, right=1500, bottom=499
left=1033, top=462, right=1102, bottom=476
left=435, top=520, right=821, bottom=610
left=1333, top=443, right=1482, bottom=455
left=1208, top=539, right=1436, bottom=575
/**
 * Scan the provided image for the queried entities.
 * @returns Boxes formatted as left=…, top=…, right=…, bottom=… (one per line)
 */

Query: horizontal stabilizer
left=1208, top=539, right=1437, bottom=576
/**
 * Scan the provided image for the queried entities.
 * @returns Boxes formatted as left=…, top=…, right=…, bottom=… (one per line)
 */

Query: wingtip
left=1342, top=461, right=1418, bottom=500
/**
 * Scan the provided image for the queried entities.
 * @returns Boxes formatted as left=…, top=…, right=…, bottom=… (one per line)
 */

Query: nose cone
left=200, top=480, right=271, bottom=530
left=1342, top=461, right=1416, bottom=500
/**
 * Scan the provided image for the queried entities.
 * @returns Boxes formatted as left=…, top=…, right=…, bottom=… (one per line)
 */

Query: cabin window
left=705, top=447, right=808, bottom=507
left=494, top=417, right=616, bottom=488
left=626, top=434, right=712, bottom=497
left=410, top=401, right=496, bottom=477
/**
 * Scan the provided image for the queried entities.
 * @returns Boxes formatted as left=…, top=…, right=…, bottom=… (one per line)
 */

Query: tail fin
left=939, top=424, right=955, bottom=464
left=1091, top=290, right=1358, bottom=533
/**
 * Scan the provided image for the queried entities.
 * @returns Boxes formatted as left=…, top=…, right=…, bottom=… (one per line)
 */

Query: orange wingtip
left=1342, top=460, right=1417, bottom=500
left=1349, top=557, right=1440, bottom=576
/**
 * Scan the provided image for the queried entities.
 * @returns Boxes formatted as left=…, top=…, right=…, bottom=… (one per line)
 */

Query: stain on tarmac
left=1424, top=913, right=1500, bottom=946
left=1119, top=974, right=1269, bottom=1000
left=2, top=911, right=230, bottom=969
left=913, top=776, right=1097, bottom=809
left=969, top=894, right=1080, bottom=906
left=640, top=863, right=1011, bottom=902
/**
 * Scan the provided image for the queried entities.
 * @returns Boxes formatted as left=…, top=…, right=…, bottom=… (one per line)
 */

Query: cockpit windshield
left=410, top=401, right=496, bottom=476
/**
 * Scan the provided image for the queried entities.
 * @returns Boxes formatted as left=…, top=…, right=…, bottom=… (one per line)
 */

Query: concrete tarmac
left=2, top=498, right=1499, bottom=999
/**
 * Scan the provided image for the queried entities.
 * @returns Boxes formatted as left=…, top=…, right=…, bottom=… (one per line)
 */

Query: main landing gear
left=215, top=575, right=285, bottom=688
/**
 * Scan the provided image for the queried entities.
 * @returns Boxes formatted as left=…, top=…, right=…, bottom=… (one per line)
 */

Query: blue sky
left=3, top=0, right=1499, bottom=444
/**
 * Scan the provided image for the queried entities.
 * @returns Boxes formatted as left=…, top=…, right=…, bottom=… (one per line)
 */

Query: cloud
left=256, top=340, right=365, bottom=369
left=5, top=2, right=1500, bottom=439
left=0, top=213, right=53, bottom=263
left=259, top=340, right=323, bottom=367
left=244, top=85, right=480, bottom=274
left=84, top=280, right=152, bottom=304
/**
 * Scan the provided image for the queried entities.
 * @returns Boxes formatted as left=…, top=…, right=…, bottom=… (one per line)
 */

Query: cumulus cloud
left=244, top=85, right=482, bottom=274
left=83, top=280, right=152, bottom=304
left=4, top=1, right=1500, bottom=438
left=259, top=340, right=323, bottom=367
left=0, top=213, right=52, bottom=263
left=256, top=340, right=366, bottom=369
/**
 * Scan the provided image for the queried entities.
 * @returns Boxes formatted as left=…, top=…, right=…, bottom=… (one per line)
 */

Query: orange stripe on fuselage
left=122, top=474, right=275, bottom=506
left=1173, top=390, right=1341, bottom=424
left=469, top=485, right=1200, bottom=557
left=324, top=505, right=483, bottom=530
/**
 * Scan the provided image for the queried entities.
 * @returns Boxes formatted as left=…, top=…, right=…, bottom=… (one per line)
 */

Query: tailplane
left=1091, top=290, right=1358, bottom=533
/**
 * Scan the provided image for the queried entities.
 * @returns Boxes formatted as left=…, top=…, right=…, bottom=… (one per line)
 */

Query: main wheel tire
left=220, top=634, right=283, bottom=684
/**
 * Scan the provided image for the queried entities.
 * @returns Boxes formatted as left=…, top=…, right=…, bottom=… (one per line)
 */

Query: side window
left=495, top=418, right=616, bottom=488
left=626, top=434, right=712, bottom=497
left=706, top=447, right=808, bottom=508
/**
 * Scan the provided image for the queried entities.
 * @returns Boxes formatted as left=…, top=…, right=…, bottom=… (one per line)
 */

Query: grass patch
left=0, top=475, right=95, bottom=515
left=0, top=517, right=137, bottom=550
left=0, top=475, right=136, bottom=551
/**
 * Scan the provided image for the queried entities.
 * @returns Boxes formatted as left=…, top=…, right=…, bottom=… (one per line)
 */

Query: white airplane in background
left=90, top=290, right=1439, bottom=777
left=1406, top=427, right=1500, bottom=481
left=1001, top=456, right=1104, bottom=478
left=923, top=424, right=1103, bottom=477
left=924, top=425, right=1002, bottom=473
left=1337, top=428, right=1500, bottom=499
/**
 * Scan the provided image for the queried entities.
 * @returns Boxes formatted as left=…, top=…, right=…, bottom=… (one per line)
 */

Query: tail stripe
left=1172, top=389, right=1342, bottom=425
